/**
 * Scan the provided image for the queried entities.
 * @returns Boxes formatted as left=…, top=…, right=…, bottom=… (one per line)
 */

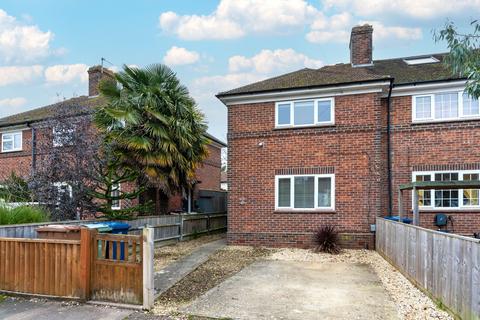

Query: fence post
left=179, top=215, right=185, bottom=241
left=143, top=227, right=154, bottom=310
left=79, top=228, right=93, bottom=300
left=207, top=214, right=211, bottom=233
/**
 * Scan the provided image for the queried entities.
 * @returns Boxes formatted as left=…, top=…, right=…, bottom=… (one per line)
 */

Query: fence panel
left=0, top=237, right=82, bottom=297
left=90, top=232, right=143, bottom=305
left=376, top=217, right=480, bottom=320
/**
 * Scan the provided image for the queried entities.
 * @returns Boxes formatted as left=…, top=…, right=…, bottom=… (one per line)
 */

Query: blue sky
left=0, top=0, right=478, bottom=140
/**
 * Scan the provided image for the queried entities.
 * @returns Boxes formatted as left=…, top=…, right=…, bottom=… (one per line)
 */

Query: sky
left=0, top=0, right=478, bottom=141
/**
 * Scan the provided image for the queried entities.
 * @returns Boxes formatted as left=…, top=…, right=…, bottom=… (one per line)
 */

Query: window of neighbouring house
left=1, top=131, right=22, bottom=152
left=412, top=91, right=480, bottom=122
left=111, top=183, right=121, bottom=210
left=53, top=127, right=75, bottom=147
left=275, top=174, right=334, bottom=210
left=413, top=171, right=480, bottom=210
left=275, top=98, right=334, bottom=128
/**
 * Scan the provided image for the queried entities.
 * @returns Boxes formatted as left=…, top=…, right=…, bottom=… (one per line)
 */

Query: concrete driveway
left=182, top=260, right=398, bottom=320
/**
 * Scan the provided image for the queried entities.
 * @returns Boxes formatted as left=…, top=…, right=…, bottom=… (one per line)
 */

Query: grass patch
left=0, top=294, right=7, bottom=303
left=0, top=205, right=49, bottom=225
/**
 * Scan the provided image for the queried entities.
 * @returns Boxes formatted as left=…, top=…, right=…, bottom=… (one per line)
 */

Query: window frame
left=1, top=131, right=23, bottom=153
left=275, top=173, right=335, bottom=211
left=412, top=91, right=480, bottom=123
left=412, top=170, right=480, bottom=210
left=275, top=97, right=335, bottom=128
left=111, top=183, right=121, bottom=210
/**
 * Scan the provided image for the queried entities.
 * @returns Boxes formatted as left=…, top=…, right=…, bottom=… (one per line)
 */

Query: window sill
left=415, top=208, right=480, bottom=213
left=1, top=149, right=23, bottom=154
left=412, top=117, right=480, bottom=125
left=274, top=123, right=335, bottom=130
left=274, top=209, right=336, bottom=214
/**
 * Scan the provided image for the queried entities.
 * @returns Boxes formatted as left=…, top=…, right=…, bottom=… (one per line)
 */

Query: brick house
left=218, top=24, right=480, bottom=249
left=0, top=66, right=226, bottom=215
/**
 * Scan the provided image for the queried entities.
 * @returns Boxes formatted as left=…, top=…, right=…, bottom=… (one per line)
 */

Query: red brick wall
left=390, top=95, right=480, bottom=236
left=0, top=129, right=34, bottom=180
left=227, top=93, right=384, bottom=249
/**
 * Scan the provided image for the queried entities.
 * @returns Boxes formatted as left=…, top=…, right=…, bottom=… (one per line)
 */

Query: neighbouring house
left=217, top=24, right=480, bottom=249
left=221, top=171, right=228, bottom=191
left=0, top=66, right=227, bottom=216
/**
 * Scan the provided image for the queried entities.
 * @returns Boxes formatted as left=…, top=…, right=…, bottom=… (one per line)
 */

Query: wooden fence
left=0, top=228, right=155, bottom=309
left=0, top=213, right=228, bottom=242
left=376, top=217, right=480, bottom=320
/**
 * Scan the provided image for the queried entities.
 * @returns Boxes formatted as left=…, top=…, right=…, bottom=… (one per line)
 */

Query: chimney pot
left=349, top=24, right=373, bottom=67
left=87, top=65, right=115, bottom=97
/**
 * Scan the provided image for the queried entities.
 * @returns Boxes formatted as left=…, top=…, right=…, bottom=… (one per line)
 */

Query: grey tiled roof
left=217, top=53, right=463, bottom=97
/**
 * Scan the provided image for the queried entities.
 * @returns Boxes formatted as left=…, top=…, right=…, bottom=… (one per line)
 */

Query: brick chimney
left=87, top=65, right=115, bottom=97
left=349, top=24, right=373, bottom=67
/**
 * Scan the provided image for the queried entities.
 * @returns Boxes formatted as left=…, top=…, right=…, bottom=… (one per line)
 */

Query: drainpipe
left=387, top=78, right=394, bottom=216
left=27, top=123, right=37, bottom=177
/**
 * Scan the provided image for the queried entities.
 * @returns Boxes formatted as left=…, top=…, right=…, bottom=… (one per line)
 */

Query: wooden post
left=79, top=228, right=93, bottom=300
left=179, top=214, right=185, bottom=241
left=143, top=227, right=154, bottom=310
left=413, top=187, right=419, bottom=226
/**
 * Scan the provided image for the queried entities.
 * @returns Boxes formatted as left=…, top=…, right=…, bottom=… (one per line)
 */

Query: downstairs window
left=275, top=174, right=334, bottom=211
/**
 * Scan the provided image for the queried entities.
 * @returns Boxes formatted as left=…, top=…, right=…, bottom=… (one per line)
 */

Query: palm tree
left=94, top=64, right=209, bottom=214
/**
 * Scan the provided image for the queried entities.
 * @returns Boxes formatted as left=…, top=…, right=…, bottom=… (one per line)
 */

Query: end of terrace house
left=218, top=24, right=480, bottom=249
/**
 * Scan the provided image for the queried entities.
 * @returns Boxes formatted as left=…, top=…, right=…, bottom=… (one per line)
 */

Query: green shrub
left=0, top=205, right=50, bottom=225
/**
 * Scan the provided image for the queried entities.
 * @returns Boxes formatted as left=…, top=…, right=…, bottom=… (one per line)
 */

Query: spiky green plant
left=94, top=64, right=209, bottom=213
left=0, top=205, right=50, bottom=225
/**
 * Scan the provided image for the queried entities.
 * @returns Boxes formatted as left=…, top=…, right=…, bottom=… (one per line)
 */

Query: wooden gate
left=89, top=232, right=144, bottom=305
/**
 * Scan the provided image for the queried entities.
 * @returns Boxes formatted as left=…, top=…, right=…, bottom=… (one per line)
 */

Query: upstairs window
left=413, top=91, right=480, bottom=122
left=275, top=98, right=334, bottom=128
left=275, top=174, right=335, bottom=211
left=1, top=131, right=22, bottom=152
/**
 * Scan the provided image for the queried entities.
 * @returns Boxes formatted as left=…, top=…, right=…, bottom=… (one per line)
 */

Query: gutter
left=386, top=78, right=394, bottom=216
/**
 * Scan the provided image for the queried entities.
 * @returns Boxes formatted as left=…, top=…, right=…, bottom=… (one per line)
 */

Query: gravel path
left=266, top=248, right=453, bottom=320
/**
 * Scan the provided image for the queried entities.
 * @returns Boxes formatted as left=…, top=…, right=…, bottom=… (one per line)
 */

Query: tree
left=30, top=111, right=99, bottom=220
left=435, top=20, right=480, bottom=99
left=94, top=64, right=209, bottom=214
left=87, top=144, right=152, bottom=220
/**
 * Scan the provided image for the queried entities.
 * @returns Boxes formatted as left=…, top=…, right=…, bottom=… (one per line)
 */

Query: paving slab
left=0, top=297, right=132, bottom=320
left=182, top=260, right=399, bottom=320
left=154, top=238, right=226, bottom=298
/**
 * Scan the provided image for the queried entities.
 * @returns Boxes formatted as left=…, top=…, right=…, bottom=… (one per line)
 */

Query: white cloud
left=323, top=0, right=480, bottom=19
left=306, top=12, right=422, bottom=43
left=229, top=49, right=323, bottom=74
left=163, top=46, right=200, bottom=66
left=0, top=97, right=27, bottom=108
left=0, top=9, right=54, bottom=62
left=159, top=0, right=319, bottom=40
left=306, top=12, right=353, bottom=43
left=363, top=21, right=422, bottom=40
left=0, top=65, right=44, bottom=86
left=44, top=64, right=89, bottom=84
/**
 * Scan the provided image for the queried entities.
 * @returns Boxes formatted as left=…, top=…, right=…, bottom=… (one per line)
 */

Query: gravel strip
left=267, top=248, right=452, bottom=320
left=154, top=234, right=224, bottom=272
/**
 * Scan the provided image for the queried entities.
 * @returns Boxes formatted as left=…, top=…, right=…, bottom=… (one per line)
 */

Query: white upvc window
left=1, top=131, right=22, bottom=152
left=275, top=174, right=335, bottom=211
left=412, top=170, right=480, bottom=210
left=111, top=183, right=121, bottom=210
left=412, top=91, right=480, bottom=122
left=53, top=182, right=73, bottom=203
left=53, top=127, right=75, bottom=147
left=275, top=97, right=334, bottom=128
